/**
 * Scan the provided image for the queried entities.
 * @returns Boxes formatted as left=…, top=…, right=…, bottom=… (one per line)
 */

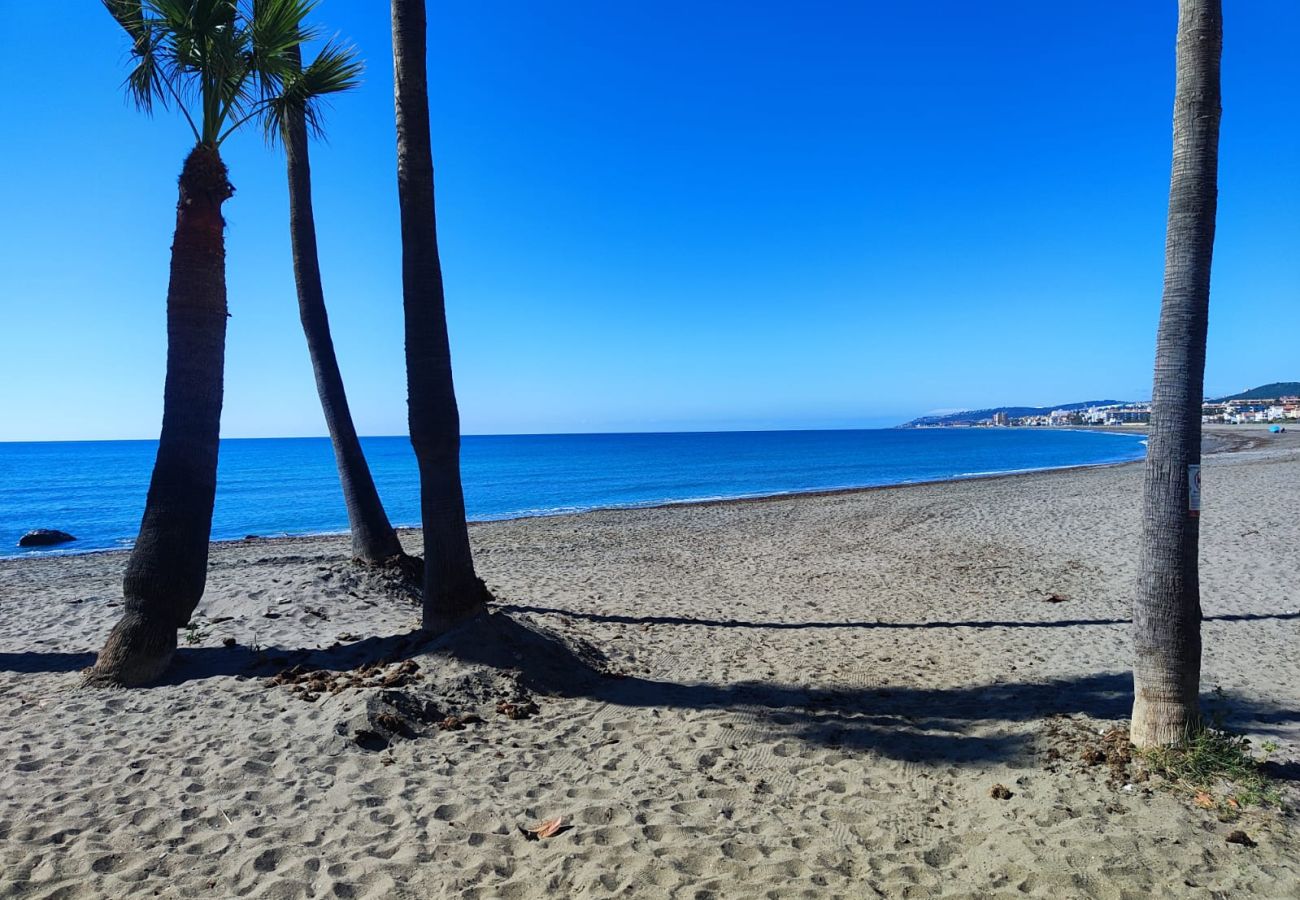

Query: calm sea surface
left=0, top=429, right=1144, bottom=558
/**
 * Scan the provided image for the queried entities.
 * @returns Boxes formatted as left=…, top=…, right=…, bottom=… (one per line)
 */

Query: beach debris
left=989, top=784, right=1013, bottom=800
left=1225, top=830, right=1256, bottom=848
left=270, top=658, right=424, bottom=699
left=519, top=816, right=566, bottom=840
left=17, top=529, right=76, bottom=548
left=337, top=689, right=444, bottom=750
left=437, top=713, right=483, bottom=731
left=1043, top=592, right=1068, bottom=603
left=1081, top=747, right=1107, bottom=766
left=1041, top=720, right=1141, bottom=786
left=496, top=699, right=539, bottom=720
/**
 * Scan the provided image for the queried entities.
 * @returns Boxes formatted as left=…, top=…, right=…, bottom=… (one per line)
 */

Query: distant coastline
left=899, top=381, right=1299, bottom=429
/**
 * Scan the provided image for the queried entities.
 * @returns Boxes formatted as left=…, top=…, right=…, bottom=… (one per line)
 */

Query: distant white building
left=1109, top=408, right=1151, bottom=425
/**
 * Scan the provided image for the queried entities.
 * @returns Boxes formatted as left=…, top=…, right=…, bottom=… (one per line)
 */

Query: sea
left=0, top=429, right=1145, bottom=558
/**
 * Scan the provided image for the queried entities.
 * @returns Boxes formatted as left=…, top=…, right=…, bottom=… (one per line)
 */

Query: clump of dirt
left=497, top=699, right=540, bottom=720
left=1225, top=829, right=1257, bottom=848
left=429, top=611, right=612, bottom=696
left=437, top=712, right=484, bottom=732
left=269, top=658, right=424, bottom=701
left=1039, top=715, right=1147, bottom=789
left=269, top=611, right=606, bottom=751
left=325, top=557, right=424, bottom=606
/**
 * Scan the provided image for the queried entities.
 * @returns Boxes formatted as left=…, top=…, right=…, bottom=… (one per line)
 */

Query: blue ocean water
left=0, top=429, right=1144, bottom=558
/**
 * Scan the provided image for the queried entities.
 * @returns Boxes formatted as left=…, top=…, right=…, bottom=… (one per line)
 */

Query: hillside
left=1214, top=382, right=1300, bottom=402
left=900, top=400, right=1127, bottom=428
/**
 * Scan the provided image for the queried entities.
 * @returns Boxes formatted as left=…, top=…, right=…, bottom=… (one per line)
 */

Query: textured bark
left=88, top=145, right=233, bottom=687
left=391, top=0, right=488, bottom=632
left=283, top=46, right=406, bottom=566
left=1131, top=0, right=1222, bottom=748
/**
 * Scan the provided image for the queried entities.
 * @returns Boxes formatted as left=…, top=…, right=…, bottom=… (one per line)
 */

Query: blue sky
left=0, top=2, right=1296, bottom=441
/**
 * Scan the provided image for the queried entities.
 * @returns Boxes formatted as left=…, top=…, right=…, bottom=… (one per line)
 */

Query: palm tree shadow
left=223, top=609, right=1299, bottom=765
left=497, top=602, right=1300, bottom=631
left=8, top=609, right=1296, bottom=768
left=160, top=629, right=432, bottom=685
left=0, top=651, right=99, bottom=674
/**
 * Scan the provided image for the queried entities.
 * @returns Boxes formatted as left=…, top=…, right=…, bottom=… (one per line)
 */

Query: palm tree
left=88, top=0, right=359, bottom=686
left=390, top=0, right=489, bottom=632
left=276, top=44, right=408, bottom=566
left=1131, top=0, right=1222, bottom=748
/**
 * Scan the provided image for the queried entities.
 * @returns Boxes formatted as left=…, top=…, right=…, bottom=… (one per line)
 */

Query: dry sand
left=2, top=427, right=1298, bottom=899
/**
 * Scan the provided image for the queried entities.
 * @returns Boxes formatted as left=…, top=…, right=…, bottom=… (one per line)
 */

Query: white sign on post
left=1188, top=464, right=1201, bottom=517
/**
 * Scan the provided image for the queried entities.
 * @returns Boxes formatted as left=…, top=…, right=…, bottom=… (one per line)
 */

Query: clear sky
left=0, top=2, right=1296, bottom=441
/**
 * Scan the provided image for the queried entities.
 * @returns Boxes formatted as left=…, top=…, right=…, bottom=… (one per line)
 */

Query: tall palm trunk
left=88, top=145, right=233, bottom=686
left=391, top=0, right=488, bottom=632
left=283, top=48, right=405, bottom=566
left=1131, top=0, right=1222, bottom=748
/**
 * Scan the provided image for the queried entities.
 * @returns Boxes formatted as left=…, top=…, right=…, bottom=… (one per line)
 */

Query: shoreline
left=7, top=425, right=1281, bottom=564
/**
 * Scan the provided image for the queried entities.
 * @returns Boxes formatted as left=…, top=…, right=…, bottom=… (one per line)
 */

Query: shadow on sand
left=496, top=603, right=1300, bottom=632
left=5, top=608, right=1297, bottom=768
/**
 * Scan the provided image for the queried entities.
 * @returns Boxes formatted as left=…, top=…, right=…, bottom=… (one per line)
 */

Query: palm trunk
left=88, top=145, right=233, bottom=687
left=391, top=0, right=488, bottom=632
left=283, top=48, right=406, bottom=566
left=1131, top=0, right=1222, bottom=748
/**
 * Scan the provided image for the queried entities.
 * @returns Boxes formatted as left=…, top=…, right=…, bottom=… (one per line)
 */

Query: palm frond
left=261, top=38, right=362, bottom=145
left=249, top=0, right=322, bottom=82
left=104, top=0, right=358, bottom=148
left=104, top=1, right=161, bottom=112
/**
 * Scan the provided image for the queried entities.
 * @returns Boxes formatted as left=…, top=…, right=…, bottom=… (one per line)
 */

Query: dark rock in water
left=18, top=529, right=76, bottom=548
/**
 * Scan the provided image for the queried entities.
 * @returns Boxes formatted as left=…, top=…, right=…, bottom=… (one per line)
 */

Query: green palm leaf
left=263, top=38, right=363, bottom=143
left=101, top=0, right=360, bottom=148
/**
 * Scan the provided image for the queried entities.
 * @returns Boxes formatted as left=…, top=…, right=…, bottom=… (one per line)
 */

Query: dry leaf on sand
left=520, top=816, right=565, bottom=840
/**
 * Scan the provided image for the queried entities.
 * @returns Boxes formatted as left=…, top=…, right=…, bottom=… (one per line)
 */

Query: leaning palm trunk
left=91, top=0, right=360, bottom=686
left=391, top=0, right=488, bottom=632
left=89, top=146, right=232, bottom=686
left=283, top=49, right=405, bottom=566
left=1131, top=0, right=1222, bottom=748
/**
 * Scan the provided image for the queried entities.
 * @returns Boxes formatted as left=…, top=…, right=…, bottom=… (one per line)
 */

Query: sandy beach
left=2, top=427, right=1298, bottom=899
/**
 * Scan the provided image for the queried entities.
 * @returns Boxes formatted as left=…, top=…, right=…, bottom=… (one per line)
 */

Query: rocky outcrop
left=18, top=529, right=76, bottom=548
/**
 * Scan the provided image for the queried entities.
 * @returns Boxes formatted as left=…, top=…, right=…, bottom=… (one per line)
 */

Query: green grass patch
left=1140, top=728, right=1283, bottom=815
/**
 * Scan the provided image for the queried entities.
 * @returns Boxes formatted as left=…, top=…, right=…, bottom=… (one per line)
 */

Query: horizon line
left=1, top=425, right=915, bottom=445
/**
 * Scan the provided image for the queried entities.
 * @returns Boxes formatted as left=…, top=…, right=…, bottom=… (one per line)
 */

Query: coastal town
left=987, top=394, right=1300, bottom=427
